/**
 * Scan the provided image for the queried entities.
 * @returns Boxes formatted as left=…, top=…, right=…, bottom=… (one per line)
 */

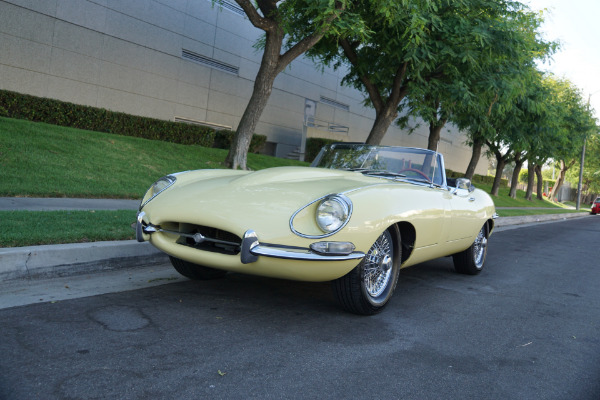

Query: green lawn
left=0, top=116, right=307, bottom=199
left=0, top=117, right=587, bottom=247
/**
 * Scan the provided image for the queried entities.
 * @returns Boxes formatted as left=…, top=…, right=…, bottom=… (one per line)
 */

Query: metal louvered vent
left=182, top=49, right=239, bottom=75
left=214, top=0, right=245, bottom=16
left=319, top=96, right=350, bottom=111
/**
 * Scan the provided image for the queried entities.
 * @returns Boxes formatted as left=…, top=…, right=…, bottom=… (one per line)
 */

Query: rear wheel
left=332, top=227, right=400, bottom=315
left=453, top=224, right=488, bottom=275
left=169, top=256, right=227, bottom=280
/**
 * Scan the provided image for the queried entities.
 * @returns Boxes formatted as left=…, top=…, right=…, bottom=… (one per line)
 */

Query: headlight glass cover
left=316, top=195, right=351, bottom=233
left=140, top=175, right=176, bottom=209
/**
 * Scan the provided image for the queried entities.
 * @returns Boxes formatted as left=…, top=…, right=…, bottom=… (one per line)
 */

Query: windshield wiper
left=361, top=170, right=406, bottom=178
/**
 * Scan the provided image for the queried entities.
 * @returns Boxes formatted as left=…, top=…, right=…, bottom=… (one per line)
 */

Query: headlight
left=140, top=175, right=176, bottom=209
left=316, top=195, right=352, bottom=233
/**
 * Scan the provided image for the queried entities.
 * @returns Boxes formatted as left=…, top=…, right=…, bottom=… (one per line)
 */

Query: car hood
left=142, top=167, right=392, bottom=239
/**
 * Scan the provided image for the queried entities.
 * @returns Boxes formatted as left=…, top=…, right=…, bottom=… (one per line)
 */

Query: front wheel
left=332, top=228, right=400, bottom=315
left=452, top=224, right=488, bottom=275
left=169, top=256, right=228, bottom=280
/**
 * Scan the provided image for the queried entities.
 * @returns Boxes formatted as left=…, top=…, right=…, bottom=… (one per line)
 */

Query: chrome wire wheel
left=472, top=226, right=488, bottom=269
left=362, top=230, right=394, bottom=300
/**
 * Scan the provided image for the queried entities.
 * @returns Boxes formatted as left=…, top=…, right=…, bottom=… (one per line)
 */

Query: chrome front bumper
left=136, top=212, right=365, bottom=264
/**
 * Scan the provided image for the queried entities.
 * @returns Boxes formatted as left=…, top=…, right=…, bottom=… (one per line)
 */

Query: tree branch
left=340, top=38, right=384, bottom=113
left=234, top=0, right=272, bottom=31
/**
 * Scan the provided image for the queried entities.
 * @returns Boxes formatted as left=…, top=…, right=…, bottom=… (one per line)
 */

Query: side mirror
left=453, top=178, right=475, bottom=194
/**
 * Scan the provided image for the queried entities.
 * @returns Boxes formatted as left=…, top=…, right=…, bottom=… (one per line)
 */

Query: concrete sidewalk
left=0, top=197, right=593, bottom=282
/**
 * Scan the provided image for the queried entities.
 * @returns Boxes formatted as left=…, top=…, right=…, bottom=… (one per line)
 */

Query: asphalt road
left=1, top=217, right=599, bottom=400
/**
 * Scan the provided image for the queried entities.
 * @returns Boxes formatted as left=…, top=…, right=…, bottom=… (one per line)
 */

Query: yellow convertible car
left=136, top=144, right=496, bottom=315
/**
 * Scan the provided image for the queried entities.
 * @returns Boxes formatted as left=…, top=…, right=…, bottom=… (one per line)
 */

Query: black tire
left=169, top=256, right=228, bottom=280
left=453, top=224, right=488, bottom=275
left=332, top=227, right=401, bottom=315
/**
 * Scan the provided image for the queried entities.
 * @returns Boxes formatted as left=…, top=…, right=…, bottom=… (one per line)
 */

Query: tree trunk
left=548, top=160, right=575, bottom=201
left=225, top=28, right=283, bottom=170
left=490, top=157, right=506, bottom=196
left=535, top=164, right=544, bottom=200
left=525, top=162, right=535, bottom=201
left=465, top=135, right=483, bottom=180
left=365, top=106, right=400, bottom=145
left=427, top=119, right=447, bottom=151
left=508, top=153, right=524, bottom=199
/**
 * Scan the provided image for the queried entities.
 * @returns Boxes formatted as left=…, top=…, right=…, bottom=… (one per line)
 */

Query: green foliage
left=446, top=169, right=506, bottom=187
left=212, top=129, right=267, bottom=154
left=0, top=89, right=215, bottom=147
left=305, top=137, right=338, bottom=163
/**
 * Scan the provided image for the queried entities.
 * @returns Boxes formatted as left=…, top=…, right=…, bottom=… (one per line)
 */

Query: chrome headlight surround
left=139, top=175, right=176, bottom=210
left=290, top=194, right=353, bottom=239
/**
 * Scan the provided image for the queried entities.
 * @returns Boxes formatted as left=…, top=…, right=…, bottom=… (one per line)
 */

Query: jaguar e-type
left=136, top=144, right=496, bottom=314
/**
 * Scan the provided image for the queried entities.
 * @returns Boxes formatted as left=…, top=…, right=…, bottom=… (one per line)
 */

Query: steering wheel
left=398, top=168, right=430, bottom=180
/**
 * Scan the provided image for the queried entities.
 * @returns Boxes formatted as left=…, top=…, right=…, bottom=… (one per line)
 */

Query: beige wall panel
left=267, top=90, right=305, bottom=115
left=0, top=2, right=55, bottom=45
left=211, top=48, right=240, bottom=71
left=147, top=1, right=185, bottom=34
left=45, top=75, right=98, bottom=106
left=49, top=48, right=100, bottom=86
left=173, top=103, right=208, bottom=123
left=205, top=110, right=238, bottom=130
left=187, top=0, right=219, bottom=25
left=104, top=9, right=147, bottom=46
left=177, top=59, right=212, bottom=88
left=206, top=90, right=246, bottom=119
left=209, top=72, right=252, bottom=98
left=156, top=0, right=187, bottom=13
left=237, top=57, right=260, bottom=82
left=142, top=49, right=180, bottom=79
left=3, top=0, right=59, bottom=16
left=0, top=33, right=52, bottom=74
left=56, top=0, right=107, bottom=32
left=100, top=36, right=148, bottom=72
left=105, top=0, right=148, bottom=20
left=145, top=24, right=182, bottom=56
left=52, top=20, right=104, bottom=59
left=183, top=16, right=216, bottom=47
left=0, top=64, right=49, bottom=96
left=96, top=61, right=137, bottom=93
left=175, top=80, right=210, bottom=110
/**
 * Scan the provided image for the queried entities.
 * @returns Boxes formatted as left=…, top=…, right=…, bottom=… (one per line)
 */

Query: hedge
left=0, top=89, right=266, bottom=150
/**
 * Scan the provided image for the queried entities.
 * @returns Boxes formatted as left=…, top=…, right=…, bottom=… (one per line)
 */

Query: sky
left=525, top=0, right=600, bottom=118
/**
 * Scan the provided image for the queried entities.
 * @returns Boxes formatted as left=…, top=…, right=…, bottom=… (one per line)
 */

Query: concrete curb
left=0, top=212, right=592, bottom=282
left=0, top=240, right=168, bottom=282
left=494, top=211, right=590, bottom=227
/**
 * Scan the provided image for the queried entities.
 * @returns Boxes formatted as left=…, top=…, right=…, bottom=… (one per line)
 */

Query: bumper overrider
left=136, top=212, right=365, bottom=264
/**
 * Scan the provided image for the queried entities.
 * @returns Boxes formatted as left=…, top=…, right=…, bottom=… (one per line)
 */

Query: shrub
left=305, top=137, right=338, bottom=163
left=212, top=129, right=267, bottom=153
left=0, top=89, right=214, bottom=147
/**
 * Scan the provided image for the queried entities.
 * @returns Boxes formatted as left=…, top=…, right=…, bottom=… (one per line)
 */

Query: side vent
left=182, top=49, right=239, bottom=75
left=319, top=96, right=350, bottom=111
left=213, top=0, right=245, bottom=16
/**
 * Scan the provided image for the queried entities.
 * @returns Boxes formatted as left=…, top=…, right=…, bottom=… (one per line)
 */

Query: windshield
left=311, top=143, right=445, bottom=186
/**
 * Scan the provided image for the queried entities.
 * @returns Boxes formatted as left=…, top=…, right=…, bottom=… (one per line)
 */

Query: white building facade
left=0, top=0, right=486, bottom=173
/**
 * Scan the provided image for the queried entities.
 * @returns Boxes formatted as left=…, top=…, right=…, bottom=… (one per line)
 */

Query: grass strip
left=496, top=209, right=589, bottom=217
left=0, top=210, right=136, bottom=247
left=0, top=117, right=307, bottom=199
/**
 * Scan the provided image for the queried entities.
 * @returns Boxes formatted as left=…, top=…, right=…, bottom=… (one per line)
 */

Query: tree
left=224, top=0, right=364, bottom=170
left=400, top=0, right=551, bottom=154
left=546, top=78, right=597, bottom=201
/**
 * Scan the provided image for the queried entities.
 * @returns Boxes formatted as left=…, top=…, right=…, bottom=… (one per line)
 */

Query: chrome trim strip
left=241, top=230, right=364, bottom=264
left=289, top=194, right=353, bottom=239
left=139, top=175, right=177, bottom=210
left=136, top=211, right=146, bottom=242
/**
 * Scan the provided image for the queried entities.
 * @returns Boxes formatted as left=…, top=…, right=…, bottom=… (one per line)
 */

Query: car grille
left=175, top=224, right=242, bottom=256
